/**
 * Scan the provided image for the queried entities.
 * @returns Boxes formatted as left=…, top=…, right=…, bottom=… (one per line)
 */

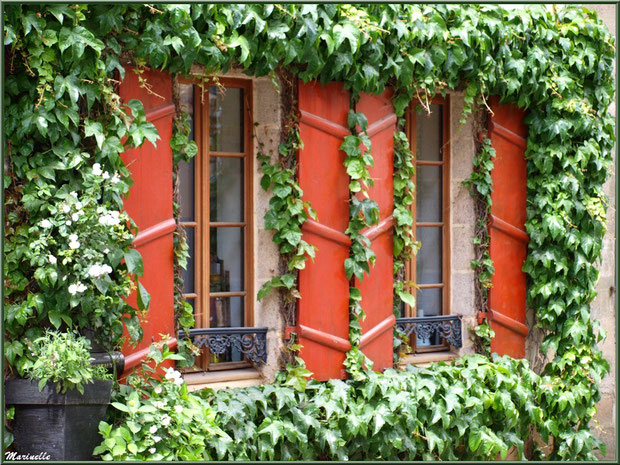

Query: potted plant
left=4, top=330, right=114, bottom=460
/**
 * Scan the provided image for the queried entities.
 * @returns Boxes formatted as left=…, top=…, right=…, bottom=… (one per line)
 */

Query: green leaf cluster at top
left=257, top=117, right=317, bottom=302
left=3, top=3, right=615, bottom=459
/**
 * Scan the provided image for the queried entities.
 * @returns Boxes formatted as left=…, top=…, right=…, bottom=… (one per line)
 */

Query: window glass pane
left=182, top=227, right=195, bottom=294
left=209, top=86, right=244, bottom=153
left=178, top=157, right=195, bottom=222
left=179, top=84, right=194, bottom=117
left=416, top=289, right=443, bottom=347
left=209, top=296, right=245, bottom=363
left=416, top=104, right=442, bottom=161
left=416, top=165, right=442, bottom=222
left=416, top=226, right=442, bottom=284
left=209, top=157, right=244, bottom=222
left=210, top=227, right=244, bottom=292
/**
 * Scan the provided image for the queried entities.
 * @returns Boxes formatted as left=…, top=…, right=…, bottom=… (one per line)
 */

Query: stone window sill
left=184, top=368, right=263, bottom=392
left=397, top=351, right=459, bottom=369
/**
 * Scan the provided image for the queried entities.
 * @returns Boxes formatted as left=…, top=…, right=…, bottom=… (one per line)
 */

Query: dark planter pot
left=5, top=378, right=113, bottom=461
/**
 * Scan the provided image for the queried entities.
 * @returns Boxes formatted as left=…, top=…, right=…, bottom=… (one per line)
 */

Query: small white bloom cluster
left=99, top=211, right=121, bottom=226
left=152, top=400, right=167, bottom=409
left=40, top=219, right=52, bottom=229
left=161, top=415, right=171, bottom=427
left=92, top=163, right=103, bottom=176
left=48, top=254, right=57, bottom=265
left=164, top=368, right=184, bottom=386
left=111, top=173, right=121, bottom=184
left=68, top=281, right=87, bottom=295
left=68, top=234, right=80, bottom=249
left=87, top=263, right=113, bottom=278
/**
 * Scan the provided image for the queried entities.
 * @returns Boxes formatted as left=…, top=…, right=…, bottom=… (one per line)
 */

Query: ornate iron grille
left=395, top=315, right=463, bottom=349
left=178, top=327, right=268, bottom=364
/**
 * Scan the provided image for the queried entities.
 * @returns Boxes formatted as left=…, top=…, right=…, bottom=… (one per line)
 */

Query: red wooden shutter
left=297, top=82, right=396, bottom=379
left=356, top=91, right=396, bottom=372
left=118, top=67, right=177, bottom=374
left=486, top=98, right=529, bottom=358
left=298, top=81, right=352, bottom=380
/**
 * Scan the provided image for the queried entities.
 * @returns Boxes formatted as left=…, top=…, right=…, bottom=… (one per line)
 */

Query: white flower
left=149, top=425, right=157, bottom=434
left=68, top=281, right=87, bottom=295
left=75, top=201, right=83, bottom=210
left=48, top=254, right=57, bottom=265
left=149, top=448, right=156, bottom=454
left=173, top=377, right=184, bottom=386
left=102, top=171, right=110, bottom=180
left=87, top=264, right=112, bottom=278
left=92, top=163, right=102, bottom=176
left=40, top=219, right=52, bottom=229
left=111, top=173, right=121, bottom=184
left=62, top=204, right=71, bottom=213
left=68, top=235, right=80, bottom=249
left=164, top=368, right=182, bottom=382
left=70, top=191, right=78, bottom=198
left=72, top=213, right=79, bottom=222
left=152, top=436, right=161, bottom=443
left=103, top=248, right=110, bottom=254
left=154, top=386, right=162, bottom=394
left=161, top=415, right=171, bottom=427
left=98, top=211, right=121, bottom=226
left=174, top=405, right=183, bottom=414
left=66, top=220, right=72, bottom=226
left=153, top=401, right=166, bottom=409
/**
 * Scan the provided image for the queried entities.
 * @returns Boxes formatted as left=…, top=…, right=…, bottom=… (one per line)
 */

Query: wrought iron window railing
left=395, top=315, right=463, bottom=349
left=178, top=327, right=268, bottom=364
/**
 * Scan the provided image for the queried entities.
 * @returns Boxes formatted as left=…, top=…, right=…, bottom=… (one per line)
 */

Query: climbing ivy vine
left=3, top=3, right=615, bottom=460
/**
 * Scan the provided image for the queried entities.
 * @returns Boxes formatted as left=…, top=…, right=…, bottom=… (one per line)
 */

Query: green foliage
left=4, top=3, right=615, bottom=459
left=94, top=344, right=229, bottom=460
left=341, top=108, right=379, bottom=379
left=170, top=112, right=198, bottom=368
left=257, top=118, right=316, bottom=301
left=463, top=136, right=496, bottom=348
left=23, top=330, right=112, bottom=394
left=472, top=319, right=496, bottom=358
left=99, top=349, right=554, bottom=460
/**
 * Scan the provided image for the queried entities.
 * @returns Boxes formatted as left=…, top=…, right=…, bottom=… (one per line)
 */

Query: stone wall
left=588, top=4, right=617, bottom=461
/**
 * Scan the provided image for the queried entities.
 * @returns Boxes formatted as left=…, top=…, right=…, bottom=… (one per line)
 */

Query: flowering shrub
left=94, top=345, right=231, bottom=460
left=24, top=330, right=111, bottom=394
left=5, top=150, right=151, bottom=376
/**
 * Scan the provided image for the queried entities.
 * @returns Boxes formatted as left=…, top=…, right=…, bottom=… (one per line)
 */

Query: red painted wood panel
left=118, top=67, right=176, bottom=375
left=355, top=90, right=396, bottom=372
left=298, top=81, right=352, bottom=380
left=487, top=97, right=529, bottom=358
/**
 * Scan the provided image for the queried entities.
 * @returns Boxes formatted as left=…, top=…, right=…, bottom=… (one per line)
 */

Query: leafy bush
left=94, top=345, right=230, bottom=460
left=98, top=347, right=590, bottom=461
left=24, top=330, right=111, bottom=394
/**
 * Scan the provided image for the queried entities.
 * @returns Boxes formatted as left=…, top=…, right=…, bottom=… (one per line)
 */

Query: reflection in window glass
left=209, top=86, right=244, bottom=152
left=209, top=158, right=244, bottom=222
left=416, top=104, right=442, bottom=161
left=416, top=165, right=442, bottom=222
left=209, top=227, right=244, bottom=292
left=209, top=296, right=244, bottom=363
left=416, top=227, right=442, bottom=284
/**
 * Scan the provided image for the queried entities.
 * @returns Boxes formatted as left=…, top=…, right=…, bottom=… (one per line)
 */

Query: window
left=177, top=78, right=254, bottom=370
left=405, top=98, right=451, bottom=353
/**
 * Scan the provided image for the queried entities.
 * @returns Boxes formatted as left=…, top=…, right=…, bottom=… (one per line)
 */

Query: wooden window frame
left=178, top=77, right=254, bottom=371
left=404, top=96, right=451, bottom=353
